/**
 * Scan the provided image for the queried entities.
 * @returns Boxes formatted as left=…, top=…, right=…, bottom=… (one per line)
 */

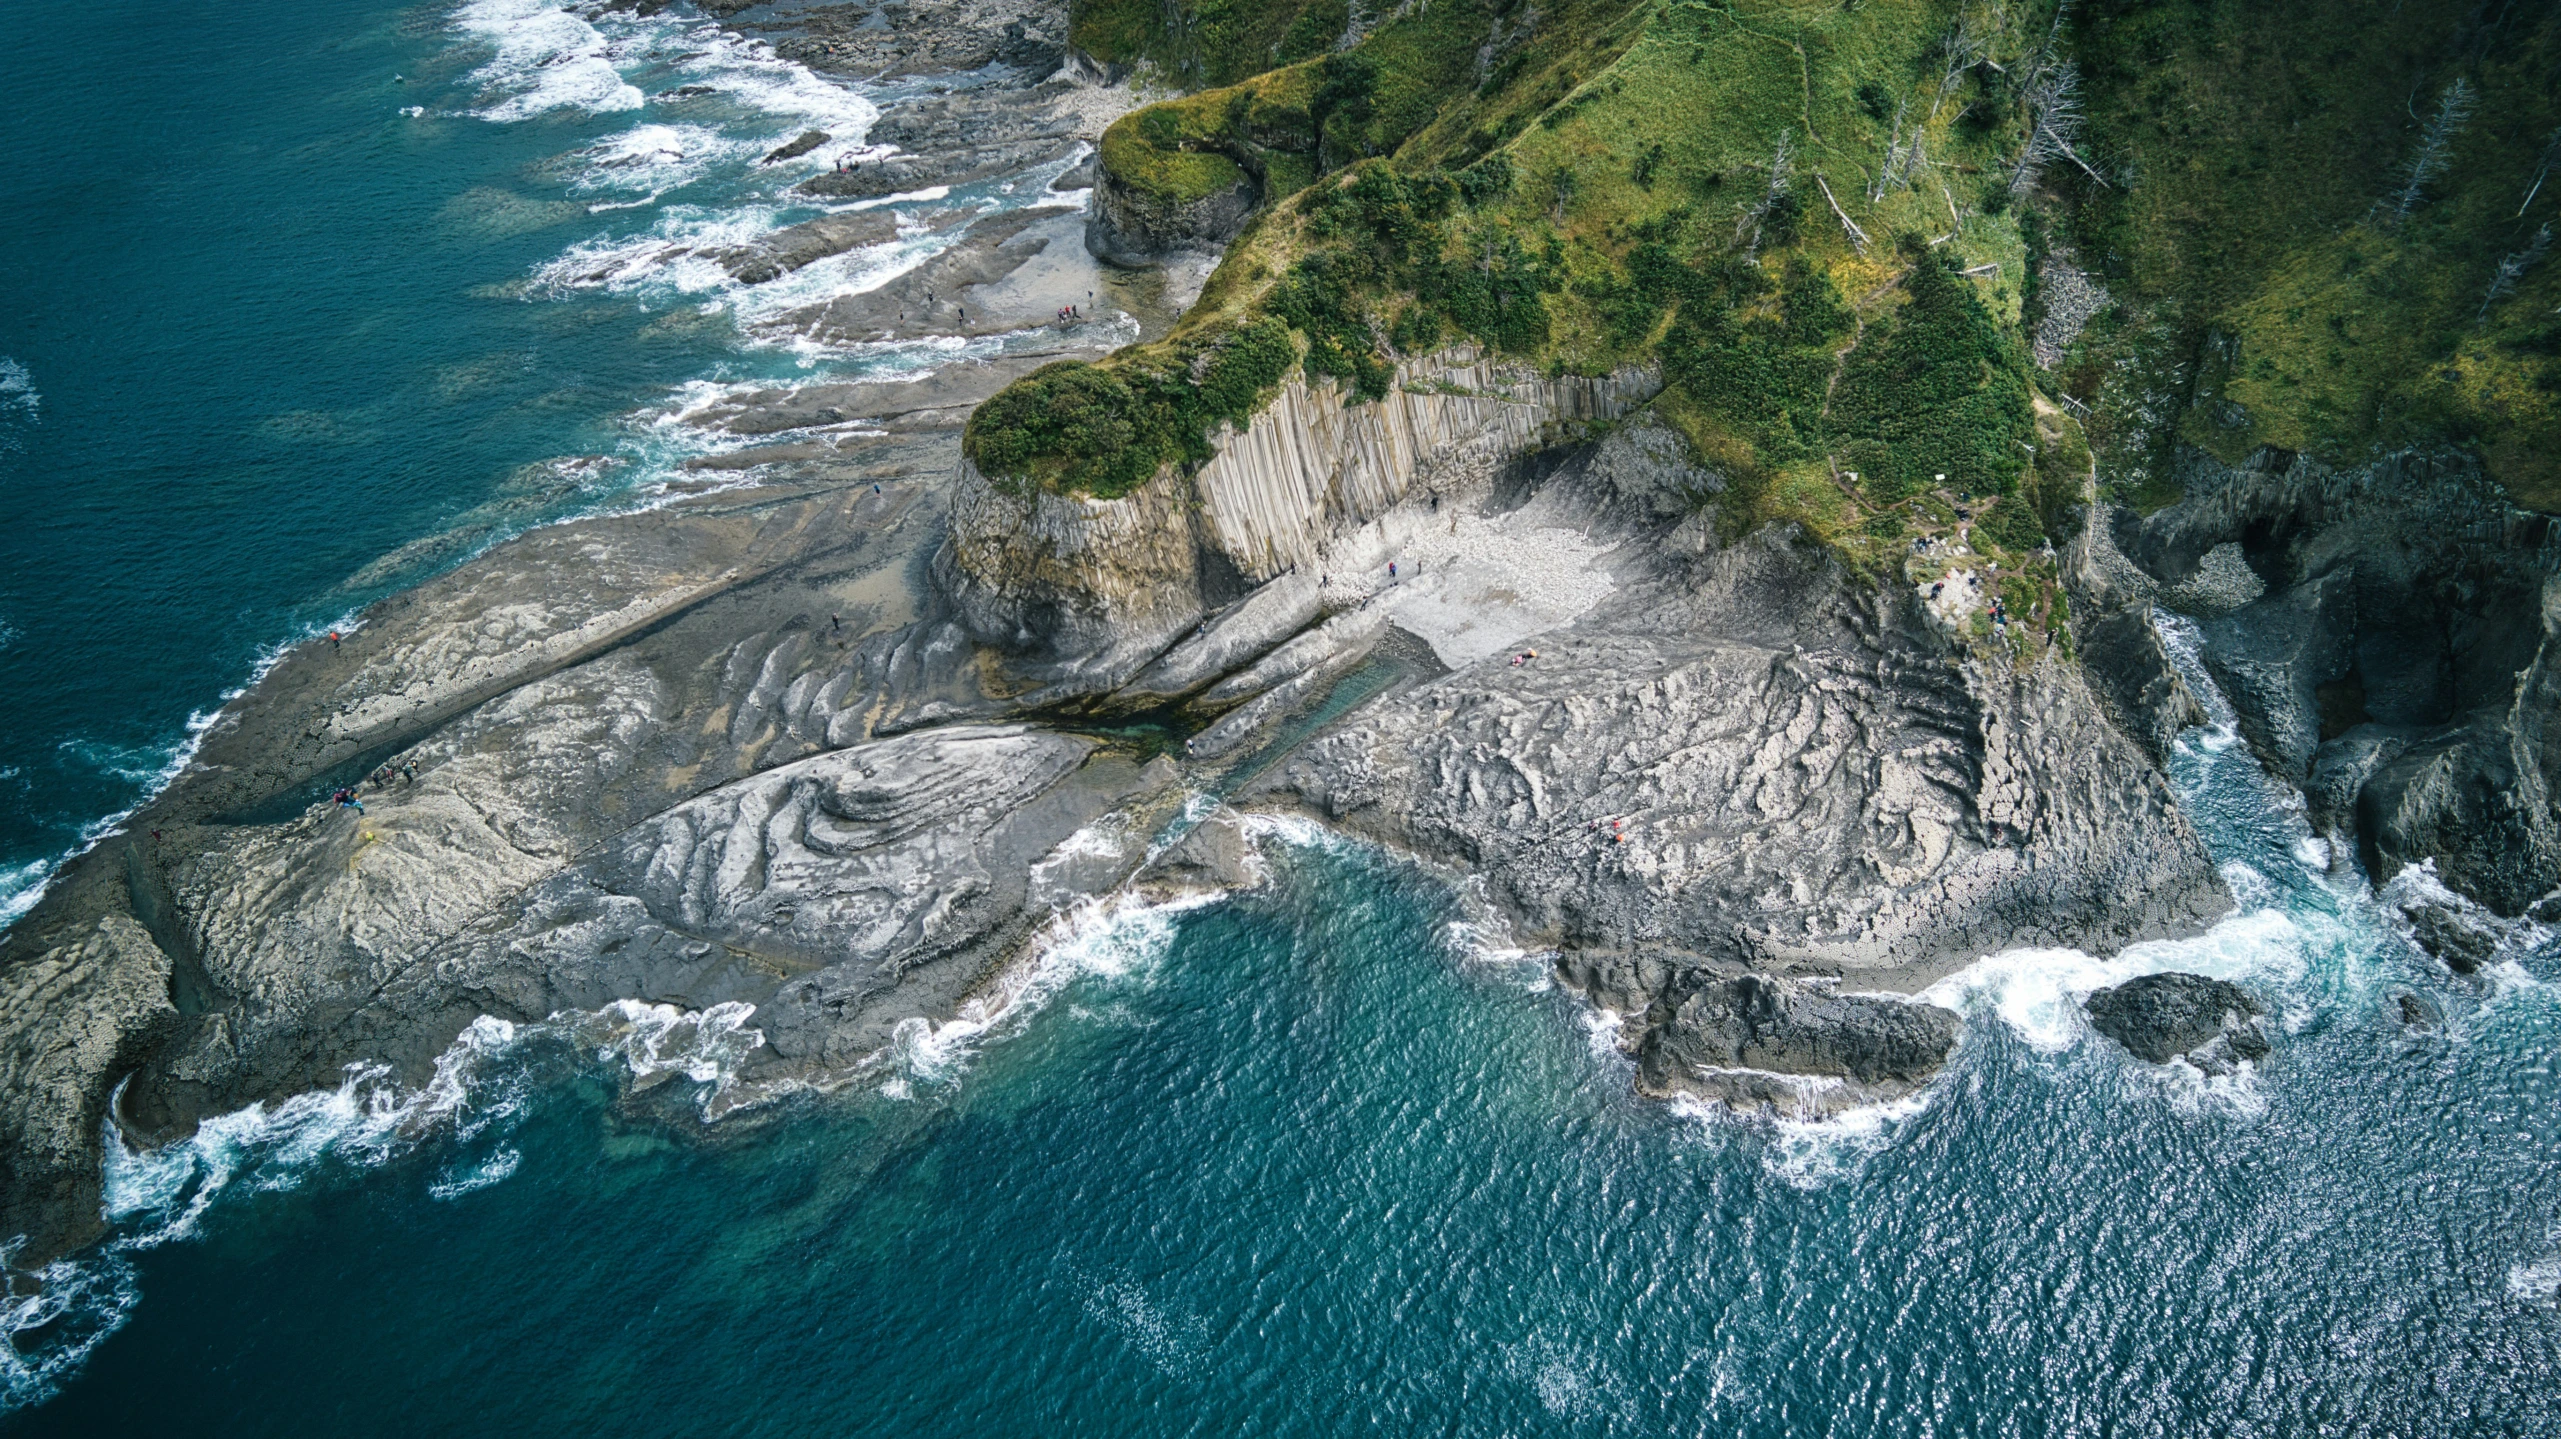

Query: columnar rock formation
left=939, top=346, right=1659, bottom=697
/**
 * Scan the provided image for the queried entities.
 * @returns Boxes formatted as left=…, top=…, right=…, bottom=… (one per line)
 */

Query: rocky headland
left=7, top=0, right=2558, bottom=1286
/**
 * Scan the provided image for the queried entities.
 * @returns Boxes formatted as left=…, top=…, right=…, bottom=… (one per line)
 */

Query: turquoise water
left=7, top=2, right=2561, bottom=1431
left=7, top=621, right=2561, bottom=1432
left=0, top=0, right=1077, bottom=923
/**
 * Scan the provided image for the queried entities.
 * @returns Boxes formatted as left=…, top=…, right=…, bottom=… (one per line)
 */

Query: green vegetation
left=1096, top=63, right=1323, bottom=211
left=997, top=1, right=2056, bottom=546
left=963, top=316, right=1298, bottom=498
left=1070, top=0, right=1343, bottom=89
left=987, top=0, right=2561, bottom=655
left=1009, top=0, right=2550, bottom=550
left=1829, top=244, right=2035, bottom=502
left=2064, top=0, right=2561, bottom=510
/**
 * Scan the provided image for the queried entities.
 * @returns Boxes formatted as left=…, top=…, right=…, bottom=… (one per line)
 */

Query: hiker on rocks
left=328, top=630, right=341, bottom=651
left=401, top=760, right=417, bottom=784
left=333, top=788, right=363, bottom=815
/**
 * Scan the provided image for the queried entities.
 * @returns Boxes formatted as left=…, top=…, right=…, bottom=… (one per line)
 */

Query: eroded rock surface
left=0, top=365, right=2224, bottom=1277
left=1260, top=436, right=2226, bottom=993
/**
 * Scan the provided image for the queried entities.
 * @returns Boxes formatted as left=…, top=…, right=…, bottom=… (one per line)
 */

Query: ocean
left=0, top=0, right=1072, bottom=926
left=4, top=2, right=2560, bottom=1433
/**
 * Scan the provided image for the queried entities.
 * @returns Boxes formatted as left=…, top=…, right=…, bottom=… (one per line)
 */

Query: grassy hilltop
left=972, top=0, right=2561, bottom=586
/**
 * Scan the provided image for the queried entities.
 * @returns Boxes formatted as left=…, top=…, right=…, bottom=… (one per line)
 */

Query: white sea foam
left=532, top=204, right=944, bottom=344
left=1922, top=906, right=2314, bottom=1055
left=0, top=998, right=768, bottom=1411
left=1579, top=1007, right=1627, bottom=1065
left=0, top=357, right=35, bottom=422
left=879, top=889, right=1221, bottom=1097
left=428, top=1146, right=523, bottom=1200
left=2511, top=1231, right=2561, bottom=1303
left=1671, top=1084, right=1939, bottom=1190
left=0, top=1238, right=137, bottom=1414
left=567, top=998, right=765, bottom=1098
left=564, top=121, right=752, bottom=204
left=1238, top=810, right=1356, bottom=854
left=0, top=601, right=378, bottom=933
left=0, top=858, right=48, bottom=932
left=455, top=0, right=643, bottom=120
left=1061, top=1257, right=1211, bottom=1377
left=0, top=357, right=34, bottom=460
left=455, top=0, right=880, bottom=150
left=1499, top=1335, right=1639, bottom=1422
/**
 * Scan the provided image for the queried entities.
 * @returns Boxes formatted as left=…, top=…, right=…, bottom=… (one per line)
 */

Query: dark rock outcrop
left=2396, top=891, right=2509, bottom=975
left=2084, top=972, right=2270, bottom=1073
left=2061, top=477, right=2207, bottom=769
left=719, top=210, right=897, bottom=285
left=761, top=129, right=830, bottom=165
left=1561, top=953, right=1961, bottom=1115
left=793, top=89, right=1081, bottom=203
left=1085, top=160, right=1259, bottom=266
left=2115, top=446, right=2561, bottom=914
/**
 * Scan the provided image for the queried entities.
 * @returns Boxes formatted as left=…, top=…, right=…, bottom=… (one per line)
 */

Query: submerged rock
left=2084, top=972, right=2271, bottom=1073
left=2398, top=893, right=2506, bottom=975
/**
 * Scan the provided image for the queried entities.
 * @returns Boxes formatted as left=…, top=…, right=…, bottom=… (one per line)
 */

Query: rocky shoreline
left=7, top=0, right=2555, bottom=1283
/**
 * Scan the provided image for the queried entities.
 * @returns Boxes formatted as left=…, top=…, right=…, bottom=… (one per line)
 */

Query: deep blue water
left=0, top=0, right=1072, bottom=923
left=7, top=2, right=2561, bottom=1433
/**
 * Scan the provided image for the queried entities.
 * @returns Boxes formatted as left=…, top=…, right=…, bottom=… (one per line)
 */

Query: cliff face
left=2110, top=447, right=2561, bottom=914
left=1189, top=349, right=1659, bottom=579
left=941, top=345, right=1658, bottom=698
left=1085, top=160, right=1259, bottom=265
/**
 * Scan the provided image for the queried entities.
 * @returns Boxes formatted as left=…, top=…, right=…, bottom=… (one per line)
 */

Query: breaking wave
left=0, top=999, right=770, bottom=1413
